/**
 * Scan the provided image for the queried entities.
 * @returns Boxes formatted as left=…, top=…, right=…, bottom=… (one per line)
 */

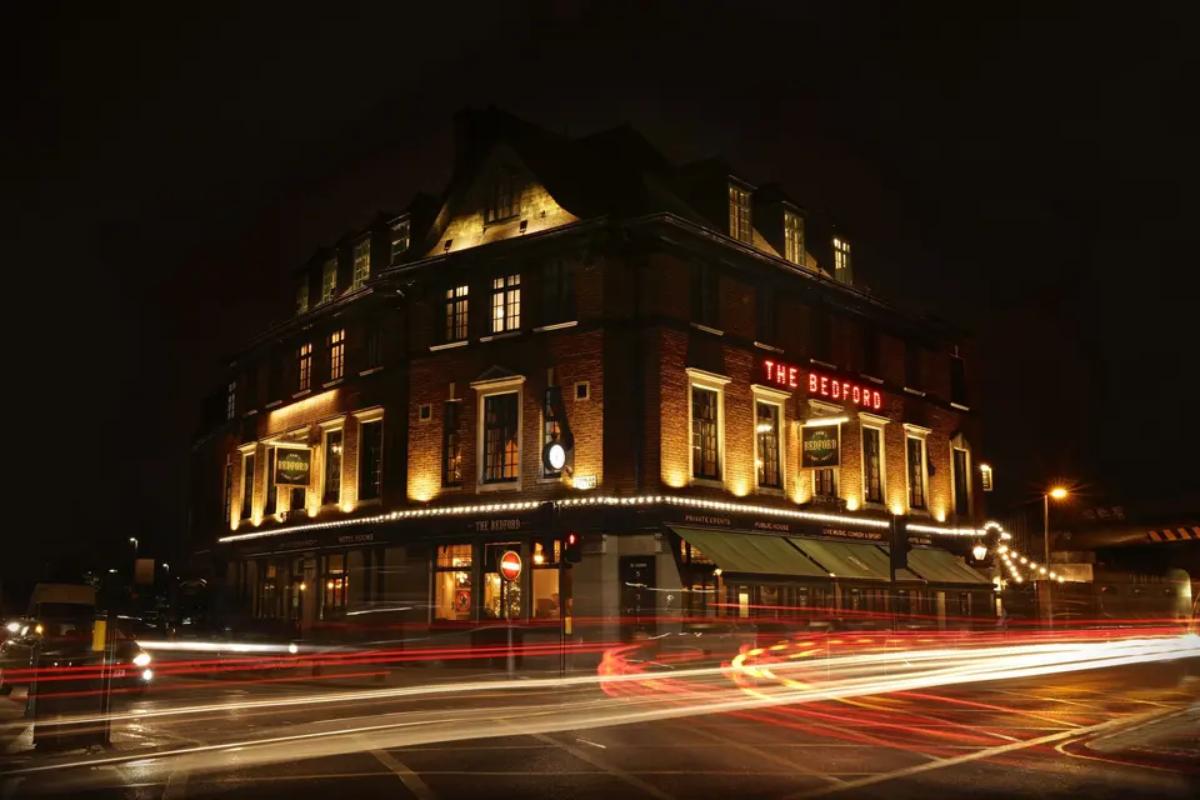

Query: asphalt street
left=2, top=649, right=1197, bottom=799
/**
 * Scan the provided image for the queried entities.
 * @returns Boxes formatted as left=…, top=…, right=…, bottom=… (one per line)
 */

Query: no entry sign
left=499, top=550, right=522, bottom=582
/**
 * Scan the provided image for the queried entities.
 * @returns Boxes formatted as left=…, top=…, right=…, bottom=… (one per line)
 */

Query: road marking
left=495, top=717, right=672, bottom=800
left=1, top=724, right=31, bottom=755
left=575, top=736, right=607, bottom=749
left=364, top=740, right=436, bottom=800
left=787, top=705, right=1186, bottom=799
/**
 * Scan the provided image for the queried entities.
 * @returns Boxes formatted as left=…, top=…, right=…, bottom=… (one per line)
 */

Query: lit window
left=240, top=453, right=254, bottom=520
left=862, top=426, right=885, bottom=504
left=907, top=436, right=927, bottom=510
left=358, top=419, right=384, bottom=501
left=226, top=381, right=237, bottom=421
left=433, top=544, right=473, bottom=621
left=297, top=342, right=312, bottom=392
left=323, top=429, right=342, bottom=506
left=321, top=553, right=348, bottom=617
left=296, top=279, right=309, bottom=315
left=755, top=401, right=782, bottom=489
left=485, top=169, right=522, bottom=223
left=691, top=386, right=721, bottom=480
left=532, top=539, right=560, bottom=619
left=444, top=284, right=469, bottom=341
left=728, top=183, right=752, bottom=243
left=491, top=273, right=521, bottom=333
left=321, top=257, right=338, bottom=303
left=351, top=239, right=371, bottom=290
left=443, top=401, right=463, bottom=487
left=833, top=237, right=851, bottom=282
left=390, top=219, right=410, bottom=265
left=784, top=210, right=805, bottom=264
left=482, top=392, right=520, bottom=483
left=328, top=329, right=345, bottom=382
left=483, top=543, right=523, bottom=619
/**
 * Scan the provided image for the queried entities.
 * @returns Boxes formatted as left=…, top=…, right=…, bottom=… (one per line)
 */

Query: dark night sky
left=6, top=1, right=1197, bottom=581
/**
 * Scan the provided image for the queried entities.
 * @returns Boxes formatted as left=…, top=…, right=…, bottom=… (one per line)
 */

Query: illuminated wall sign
left=801, top=425, right=840, bottom=468
left=980, top=463, right=994, bottom=492
left=761, top=360, right=882, bottom=410
left=275, top=448, right=312, bottom=486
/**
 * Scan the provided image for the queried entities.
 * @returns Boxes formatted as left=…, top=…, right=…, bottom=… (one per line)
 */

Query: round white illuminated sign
left=546, top=442, right=567, bottom=471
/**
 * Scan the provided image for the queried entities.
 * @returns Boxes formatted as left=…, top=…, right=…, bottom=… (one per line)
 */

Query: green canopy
left=787, top=537, right=890, bottom=582
left=907, top=547, right=990, bottom=585
left=671, top=527, right=829, bottom=578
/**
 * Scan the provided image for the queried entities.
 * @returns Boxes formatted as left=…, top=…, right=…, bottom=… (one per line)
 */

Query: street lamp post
left=1042, top=487, right=1068, bottom=565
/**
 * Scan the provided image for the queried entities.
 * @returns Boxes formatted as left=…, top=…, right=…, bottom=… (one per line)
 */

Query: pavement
left=1, top=643, right=1197, bottom=799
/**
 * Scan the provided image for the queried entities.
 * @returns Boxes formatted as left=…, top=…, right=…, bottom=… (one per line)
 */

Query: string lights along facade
left=191, top=108, right=993, bottom=640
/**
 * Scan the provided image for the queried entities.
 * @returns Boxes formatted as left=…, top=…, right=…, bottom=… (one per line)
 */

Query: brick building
left=191, top=108, right=995, bottom=640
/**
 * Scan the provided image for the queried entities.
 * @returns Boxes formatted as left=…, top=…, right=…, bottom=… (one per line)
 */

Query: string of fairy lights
left=218, top=492, right=1011, bottom=546
left=995, top=542, right=1066, bottom=585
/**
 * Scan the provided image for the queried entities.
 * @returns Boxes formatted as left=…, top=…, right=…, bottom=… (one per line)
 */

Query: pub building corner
left=189, top=107, right=996, bottom=653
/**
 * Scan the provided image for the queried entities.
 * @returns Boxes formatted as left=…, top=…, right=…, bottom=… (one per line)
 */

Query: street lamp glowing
left=972, top=543, right=988, bottom=561
left=1048, top=487, right=1068, bottom=500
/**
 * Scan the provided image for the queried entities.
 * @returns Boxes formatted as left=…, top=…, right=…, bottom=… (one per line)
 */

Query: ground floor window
left=433, top=543, right=473, bottom=622
left=483, top=542, right=523, bottom=619
left=321, top=553, right=348, bottom=618
left=531, top=539, right=561, bottom=619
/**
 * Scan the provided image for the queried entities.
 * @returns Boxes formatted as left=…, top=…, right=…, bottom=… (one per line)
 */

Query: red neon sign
left=762, top=360, right=883, bottom=411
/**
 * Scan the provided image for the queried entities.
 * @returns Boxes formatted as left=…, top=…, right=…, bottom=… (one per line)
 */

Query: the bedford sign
left=801, top=425, right=840, bottom=468
left=761, top=360, right=883, bottom=410
left=275, top=447, right=312, bottom=486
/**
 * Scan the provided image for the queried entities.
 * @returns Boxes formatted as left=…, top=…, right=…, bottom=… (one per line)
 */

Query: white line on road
left=366, top=743, right=436, bottom=800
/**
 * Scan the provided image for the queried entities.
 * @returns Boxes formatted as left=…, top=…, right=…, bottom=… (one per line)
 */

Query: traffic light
left=564, top=532, right=583, bottom=564
left=889, top=515, right=910, bottom=574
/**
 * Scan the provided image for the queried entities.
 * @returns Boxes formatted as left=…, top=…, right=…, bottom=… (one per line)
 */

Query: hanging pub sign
left=801, top=425, right=841, bottom=468
left=760, top=360, right=882, bottom=410
left=275, top=447, right=312, bottom=486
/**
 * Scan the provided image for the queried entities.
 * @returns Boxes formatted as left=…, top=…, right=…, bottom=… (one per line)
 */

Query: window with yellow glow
left=444, top=284, right=469, bottom=341
left=351, top=239, right=370, bottom=290
left=297, top=342, right=312, bottom=392
left=328, top=329, right=345, bottom=381
left=784, top=210, right=805, bottom=264
left=728, top=183, right=752, bottom=243
left=491, top=274, right=521, bottom=333
left=434, top=544, right=472, bottom=622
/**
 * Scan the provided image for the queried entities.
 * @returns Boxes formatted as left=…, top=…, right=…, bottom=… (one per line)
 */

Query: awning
left=672, top=527, right=829, bottom=578
left=907, top=547, right=990, bottom=585
left=787, top=538, right=890, bottom=582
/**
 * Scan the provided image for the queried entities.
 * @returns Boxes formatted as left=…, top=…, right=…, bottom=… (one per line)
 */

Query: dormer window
left=296, top=279, right=309, bottom=315
left=728, top=183, right=752, bottom=243
left=486, top=169, right=522, bottom=223
left=784, top=210, right=805, bottom=265
left=351, top=239, right=371, bottom=290
left=833, top=237, right=852, bottom=283
left=321, top=257, right=338, bottom=303
left=390, top=219, right=410, bottom=265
